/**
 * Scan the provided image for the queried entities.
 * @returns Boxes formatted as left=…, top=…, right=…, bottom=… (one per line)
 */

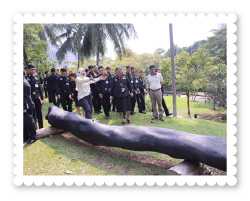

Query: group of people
left=23, top=63, right=172, bottom=144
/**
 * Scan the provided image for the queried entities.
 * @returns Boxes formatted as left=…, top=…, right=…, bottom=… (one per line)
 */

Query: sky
left=106, top=22, right=220, bottom=59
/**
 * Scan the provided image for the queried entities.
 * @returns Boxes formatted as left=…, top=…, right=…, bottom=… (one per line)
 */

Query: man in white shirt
left=147, top=65, right=164, bottom=121
left=76, top=68, right=106, bottom=119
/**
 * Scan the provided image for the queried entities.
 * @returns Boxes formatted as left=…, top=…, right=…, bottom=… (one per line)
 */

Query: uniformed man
left=130, top=66, right=141, bottom=115
left=25, top=63, right=44, bottom=129
left=110, top=66, right=133, bottom=124
left=55, top=69, right=60, bottom=77
left=138, top=71, right=147, bottom=114
left=43, top=71, right=48, bottom=99
left=97, top=66, right=111, bottom=119
left=23, top=70, right=37, bottom=144
left=24, top=66, right=29, bottom=75
left=56, top=67, right=72, bottom=112
left=95, top=65, right=102, bottom=113
left=69, top=72, right=84, bottom=116
left=47, top=68, right=58, bottom=105
left=86, top=65, right=100, bottom=114
left=106, top=66, right=116, bottom=112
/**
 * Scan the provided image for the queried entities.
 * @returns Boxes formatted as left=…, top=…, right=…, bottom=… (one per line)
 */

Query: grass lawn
left=23, top=95, right=227, bottom=176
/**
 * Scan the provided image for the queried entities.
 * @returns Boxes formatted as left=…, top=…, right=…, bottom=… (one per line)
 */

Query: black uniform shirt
left=56, top=75, right=72, bottom=95
left=47, top=73, right=58, bottom=90
left=86, top=72, right=99, bottom=88
left=131, top=74, right=139, bottom=93
left=111, top=74, right=132, bottom=99
left=23, top=78, right=35, bottom=110
left=139, top=77, right=147, bottom=94
left=25, top=74, right=44, bottom=101
left=97, top=74, right=111, bottom=95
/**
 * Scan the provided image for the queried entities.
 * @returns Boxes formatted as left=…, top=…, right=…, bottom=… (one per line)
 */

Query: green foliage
left=206, top=63, right=227, bottom=108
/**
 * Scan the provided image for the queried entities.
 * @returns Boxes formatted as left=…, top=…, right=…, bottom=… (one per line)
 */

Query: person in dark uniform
left=55, top=69, right=60, bottom=77
left=130, top=66, right=141, bottom=115
left=95, top=65, right=102, bottom=113
left=43, top=71, right=48, bottom=99
left=97, top=66, right=111, bottom=119
left=138, top=71, right=147, bottom=113
left=85, top=68, right=89, bottom=74
left=110, top=66, right=133, bottom=124
left=47, top=68, right=58, bottom=105
left=106, top=66, right=116, bottom=112
left=156, top=68, right=172, bottom=116
left=69, top=72, right=84, bottom=116
left=25, top=63, right=44, bottom=129
left=24, top=66, right=29, bottom=75
left=38, top=72, right=43, bottom=85
left=56, top=67, right=72, bottom=112
left=86, top=65, right=100, bottom=114
left=23, top=70, right=37, bottom=144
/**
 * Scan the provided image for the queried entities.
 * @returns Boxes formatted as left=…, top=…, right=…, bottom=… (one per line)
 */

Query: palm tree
left=49, top=23, right=138, bottom=68
left=82, top=24, right=137, bottom=66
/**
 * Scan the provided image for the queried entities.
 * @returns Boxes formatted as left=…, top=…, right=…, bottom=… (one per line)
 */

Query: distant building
left=48, top=41, right=78, bottom=67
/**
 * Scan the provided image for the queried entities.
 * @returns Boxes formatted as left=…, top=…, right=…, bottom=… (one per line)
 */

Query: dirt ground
left=58, top=133, right=226, bottom=176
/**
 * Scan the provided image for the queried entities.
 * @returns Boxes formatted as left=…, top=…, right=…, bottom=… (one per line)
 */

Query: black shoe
left=166, top=113, right=173, bottom=116
left=121, top=121, right=125, bottom=124
left=95, top=111, right=100, bottom=114
left=123, top=115, right=127, bottom=119
left=127, top=119, right=131, bottom=123
left=131, top=112, right=134, bottom=116
left=99, top=110, right=103, bottom=113
left=142, top=111, right=146, bottom=114
left=27, top=139, right=36, bottom=145
left=134, top=112, right=136, bottom=114
left=23, top=139, right=29, bottom=143
left=106, top=116, right=109, bottom=119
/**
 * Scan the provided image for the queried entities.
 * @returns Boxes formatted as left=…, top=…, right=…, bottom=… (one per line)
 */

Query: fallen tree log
left=36, top=126, right=66, bottom=139
left=166, top=160, right=204, bottom=175
left=45, top=105, right=227, bottom=171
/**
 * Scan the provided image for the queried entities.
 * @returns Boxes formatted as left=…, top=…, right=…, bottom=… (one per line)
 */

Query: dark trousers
left=23, top=113, right=37, bottom=141
left=101, top=93, right=110, bottom=117
left=139, top=93, right=146, bottom=112
left=162, top=96, right=170, bottom=116
left=79, top=96, right=92, bottom=119
left=44, top=87, right=48, bottom=98
left=131, top=92, right=137, bottom=113
left=49, top=88, right=57, bottom=105
left=91, top=86, right=98, bottom=113
left=60, top=93, right=72, bottom=112
left=112, top=98, right=116, bottom=111
left=136, top=93, right=143, bottom=112
left=33, top=99, right=43, bottom=129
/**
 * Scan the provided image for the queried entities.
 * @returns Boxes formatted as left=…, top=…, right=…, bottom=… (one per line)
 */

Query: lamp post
left=169, top=23, right=177, bottom=117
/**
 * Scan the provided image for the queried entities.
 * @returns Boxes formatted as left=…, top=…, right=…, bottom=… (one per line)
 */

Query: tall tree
left=175, top=48, right=211, bottom=116
left=206, top=26, right=227, bottom=65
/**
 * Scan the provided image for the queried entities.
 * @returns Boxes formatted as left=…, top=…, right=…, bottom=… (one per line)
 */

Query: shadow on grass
left=39, top=133, right=174, bottom=175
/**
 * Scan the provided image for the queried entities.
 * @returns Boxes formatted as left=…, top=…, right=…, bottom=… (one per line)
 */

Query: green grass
left=24, top=94, right=227, bottom=175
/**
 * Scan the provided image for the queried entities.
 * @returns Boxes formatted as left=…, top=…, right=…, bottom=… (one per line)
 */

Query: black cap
left=106, top=66, right=111, bottom=70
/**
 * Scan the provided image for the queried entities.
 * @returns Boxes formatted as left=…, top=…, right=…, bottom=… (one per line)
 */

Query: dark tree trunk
left=45, top=105, right=227, bottom=171
left=96, top=43, right=100, bottom=66
left=23, top=46, right=29, bottom=66
left=187, top=92, right=190, bottom=116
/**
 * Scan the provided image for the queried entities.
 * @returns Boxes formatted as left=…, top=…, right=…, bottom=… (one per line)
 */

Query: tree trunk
left=36, top=126, right=66, bottom=139
left=23, top=46, right=29, bottom=66
left=45, top=105, right=227, bottom=171
left=193, top=89, right=199, bottom=102
left=187, top=92, right=190, bottom=116
left=78, top=50, right=80, bottom=69
left=166, top=160, right=204, bottom=175
left=96, top=43, right=100, bottom=66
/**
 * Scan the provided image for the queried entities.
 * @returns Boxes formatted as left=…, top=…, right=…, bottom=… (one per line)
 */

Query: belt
left=150, top=88, right=161, bottom=91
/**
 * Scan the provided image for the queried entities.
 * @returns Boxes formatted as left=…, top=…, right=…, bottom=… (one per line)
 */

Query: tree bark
left=36, top=126, right=66, bottom=139
left=23, top=46, right=29, bottom=66
left=187, top=92, right=190, bottom=116
left=96, top=43, right=100, bottom=66
left=45, top=105, right=227, bottom=171
left=166, top=160, right=204, bottom=175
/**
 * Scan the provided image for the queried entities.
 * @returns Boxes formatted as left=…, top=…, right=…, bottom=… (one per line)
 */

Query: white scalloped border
left=13, top=13, right=237, bottom=186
